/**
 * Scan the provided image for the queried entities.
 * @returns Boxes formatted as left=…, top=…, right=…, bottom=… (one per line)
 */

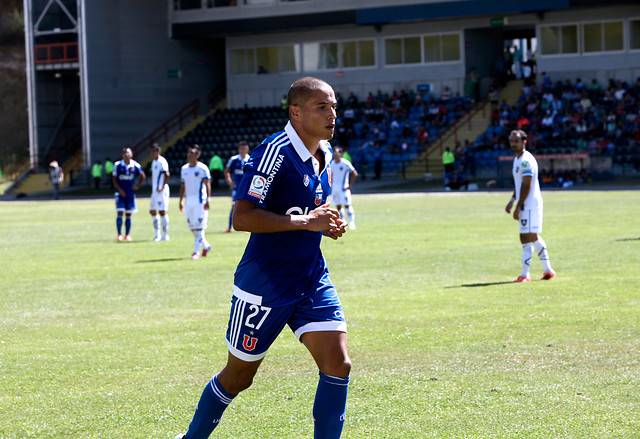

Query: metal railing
left=34, top=42, right=79, bottom=64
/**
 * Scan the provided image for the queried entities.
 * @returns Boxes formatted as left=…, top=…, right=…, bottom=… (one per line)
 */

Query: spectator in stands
left=373, top=142, right=384, bottom=180
left=257, top=65, right=268, bottom=74
left=209, top=153, right=224, bottom=189
left=92, top=160, right=103, bottom=189
left=48, top=161, right=64, bottom=200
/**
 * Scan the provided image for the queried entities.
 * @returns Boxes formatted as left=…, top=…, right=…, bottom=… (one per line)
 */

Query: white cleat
left=349, top=222, right=356, bottom=231
left=153, top=235, right=162, bottom=242
left=160, top=235, right=170, bottom=241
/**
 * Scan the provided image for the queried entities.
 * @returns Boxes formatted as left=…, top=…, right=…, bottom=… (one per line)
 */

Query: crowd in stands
left=473, top=74, right=640, bottom=184
left=332, top=88, right=475, bottom=179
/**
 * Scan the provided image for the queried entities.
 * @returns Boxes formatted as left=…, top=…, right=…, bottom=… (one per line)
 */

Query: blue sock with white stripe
left=185, top=375, right=234, bottom=439
left=313, top=372, right=350, bottom=439
left=228, top=208, right=233, bottom=229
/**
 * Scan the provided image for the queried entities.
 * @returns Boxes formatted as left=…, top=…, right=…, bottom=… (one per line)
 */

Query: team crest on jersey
left=315, top=184, right=323, bottom=206
left=248, top=175, right=266, bottom=198
left=303, top=174, right=309, bottom=187
left=194, top=171, right=199, bottom=177
left=521, top=219, right=528, bottom=227
left=243, top=335, right=258, bottom=351
left=522, top=162, right=529, bottom=168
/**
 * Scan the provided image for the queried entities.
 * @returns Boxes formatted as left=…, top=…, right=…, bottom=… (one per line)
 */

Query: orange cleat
left=191, top=252, right=199, bottom=260
left=224, top=228, right=232, bottom=233
left=513, top=275, right=531, bottom=283
left=125, top=235, right=132, bottom=242
left=542, top=269, right=556, bottom=280
left=117, top=234, right=124, bottom=241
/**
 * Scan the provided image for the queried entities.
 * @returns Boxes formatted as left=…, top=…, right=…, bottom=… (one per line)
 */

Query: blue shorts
left=115, top=192, right=137, bottom=213
left=225, top=273, right=347, bottom=362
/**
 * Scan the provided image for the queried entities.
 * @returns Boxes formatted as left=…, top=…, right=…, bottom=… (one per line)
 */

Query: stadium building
left=20, top=0, right=640, bottom=186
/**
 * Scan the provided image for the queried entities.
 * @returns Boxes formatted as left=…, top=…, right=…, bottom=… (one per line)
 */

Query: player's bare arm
left=505, top=190, right=516, bottom=213
left=513, top=176, right=532, bottom=220
left=233, top=199, right=341, bottom=234
left=347, top=169, right=358, bottom=190
left=178, top=183, right=186, bottom=211
left=224, top=168, right=235, bottom=189
left=204, top=179, right=211, bottom=210
left=158, top=170, right=169, bottom=192
left=133, top=171, right=146, bottom=191
left=113, top=177, right=125, bottom=197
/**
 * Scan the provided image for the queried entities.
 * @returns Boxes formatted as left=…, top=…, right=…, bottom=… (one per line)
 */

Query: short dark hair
left=151, top=143, right=161, bottom=152
left=509, top=129, right=527, bottom=141
left=287, top=77, right=331, bottom=108
left=190, top=144, right=201, bottom=152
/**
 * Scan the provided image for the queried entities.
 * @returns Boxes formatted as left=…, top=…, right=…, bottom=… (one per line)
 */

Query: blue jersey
left=234, top=121, right=334, bottom=307
left=113, top=159, right=143, bottom=197
left=226, top=154, right=249, bottom=186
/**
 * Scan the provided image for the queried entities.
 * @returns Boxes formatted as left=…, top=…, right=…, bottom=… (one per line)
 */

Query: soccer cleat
left=224, top=228, right=232, bottom=233
left=201, top=246, right=211, bottom=257
left=117, top=234, right=124, bottom=241
left=349, top=222, right=356, bottom=231
left=191, top=252, right=199, bottom=260
left=513, top=275, right=531, bottom=283
left=542, top=269, right=556, bottom=280
left=153, top=235, right=162, bottom=242
left=125, top=235, right=132, bottom=242
left=161, top=235, right=170, bottom=241
left=174, top=435, right=186, bottom=439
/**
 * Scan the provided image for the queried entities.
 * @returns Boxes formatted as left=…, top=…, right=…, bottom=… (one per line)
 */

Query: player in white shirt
left=149, top=144, right=170, bottom=241
left=330, top=146, right=358, bottom=230
left=505, top=130, right=555, bottom=282
left=179, top=144, right=212, bottom=260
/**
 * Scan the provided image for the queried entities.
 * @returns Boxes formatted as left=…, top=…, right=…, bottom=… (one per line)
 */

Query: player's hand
left=133, top=185, right=139, bottom=191
left=204, top=200, right=210, bottom=210
left=118, top=189, right=126, bottom=197
left=505, top=201, right=513, bottom=214
left=157, top=187, right=163, bottom=193
left=323, top=218, right=347, bottom=240
left=306, top=203, right=340, bottom=232
left=179, top=202, right=184, bottom=212
left=513, top=209, right=520, bottom=220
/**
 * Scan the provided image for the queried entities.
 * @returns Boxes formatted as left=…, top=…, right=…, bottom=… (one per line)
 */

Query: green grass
left=1, top=191, right=639, bottom=438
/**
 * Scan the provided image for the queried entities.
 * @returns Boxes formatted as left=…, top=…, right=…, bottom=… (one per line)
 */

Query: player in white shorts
left=149, top=144, right=170, bottom=241
left=330, top=146, right=358, bottom=230
left=179, top=144, right=212, bottom=260
left=505, top=130, right=555, bottom=282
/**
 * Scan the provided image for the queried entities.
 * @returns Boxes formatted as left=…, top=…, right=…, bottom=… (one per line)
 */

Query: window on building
left=230, top=48, right=255, bottom=75
left=387, top=33, right=460, bottom=65
left=231, top=45, right=299, bottom=74
left=303, top=42, right=338, bottom=70
left=583, top=21, right=623, bottom=53
left=540, top=24, right=578, bottom=55
left=631, top=19, right=640, bottom=50
left=442, top=34, right=460, bottom=61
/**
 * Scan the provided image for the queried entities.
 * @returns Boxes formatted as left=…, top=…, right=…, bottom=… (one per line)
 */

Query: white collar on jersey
left=285, top=121, right=332, bottom=176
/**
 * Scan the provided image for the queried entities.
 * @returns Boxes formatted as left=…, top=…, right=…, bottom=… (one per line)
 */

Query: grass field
left=1, top=190, right=639, bottom=438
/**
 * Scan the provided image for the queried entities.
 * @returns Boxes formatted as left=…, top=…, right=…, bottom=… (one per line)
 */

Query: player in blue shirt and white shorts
left=112, top=147, right=145, bottom=241
left=223, top=140, right=250, bottom=233
left=176, top=77, right=350, bottom=439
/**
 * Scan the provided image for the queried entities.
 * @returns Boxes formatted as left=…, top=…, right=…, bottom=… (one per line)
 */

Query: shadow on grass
left=447, top=281, right=514, bottom=288
left=136, top=258, right=186, bottom=263
left=615, top=237, right=640, bottom=242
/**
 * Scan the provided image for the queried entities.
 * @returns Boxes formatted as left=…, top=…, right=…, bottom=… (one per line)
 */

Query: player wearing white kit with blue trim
left=179, top=145, right=212, bottom=260
left=505, top=130, right=555, bottom=282
left=149, top=144, right=170, bottom=241
left=176, top=77, right=351, bottom=439
left=329, top=146, right=358, bottom=230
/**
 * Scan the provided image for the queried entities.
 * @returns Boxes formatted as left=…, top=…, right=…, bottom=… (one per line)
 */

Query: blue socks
left=125, top=217, right=131, bottom=235
left=185, top=375, right=235, bottom=439
left=116, top=216, right=123, bottom=234
left=228, top=208, right=233, bottom=229
left=313, top=372, right=350, bottom=439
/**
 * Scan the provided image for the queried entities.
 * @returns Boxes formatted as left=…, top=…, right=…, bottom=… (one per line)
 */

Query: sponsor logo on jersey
left=248, top=175, right=266, bottom=198
left=315, top=184, right=323, bottom=206
left=303, top=174, right=309, bottom=187
left=259, top=154, right=284, bottom=203
left=243, top=334, right=258, bottom=351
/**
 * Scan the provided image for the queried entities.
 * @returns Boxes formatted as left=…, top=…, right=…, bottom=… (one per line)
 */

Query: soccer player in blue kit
left=112, top=147, right=145, bottom=241
left=175, top=77, right=350, bottom=439
left=223, top=140, right=250, bottom=233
